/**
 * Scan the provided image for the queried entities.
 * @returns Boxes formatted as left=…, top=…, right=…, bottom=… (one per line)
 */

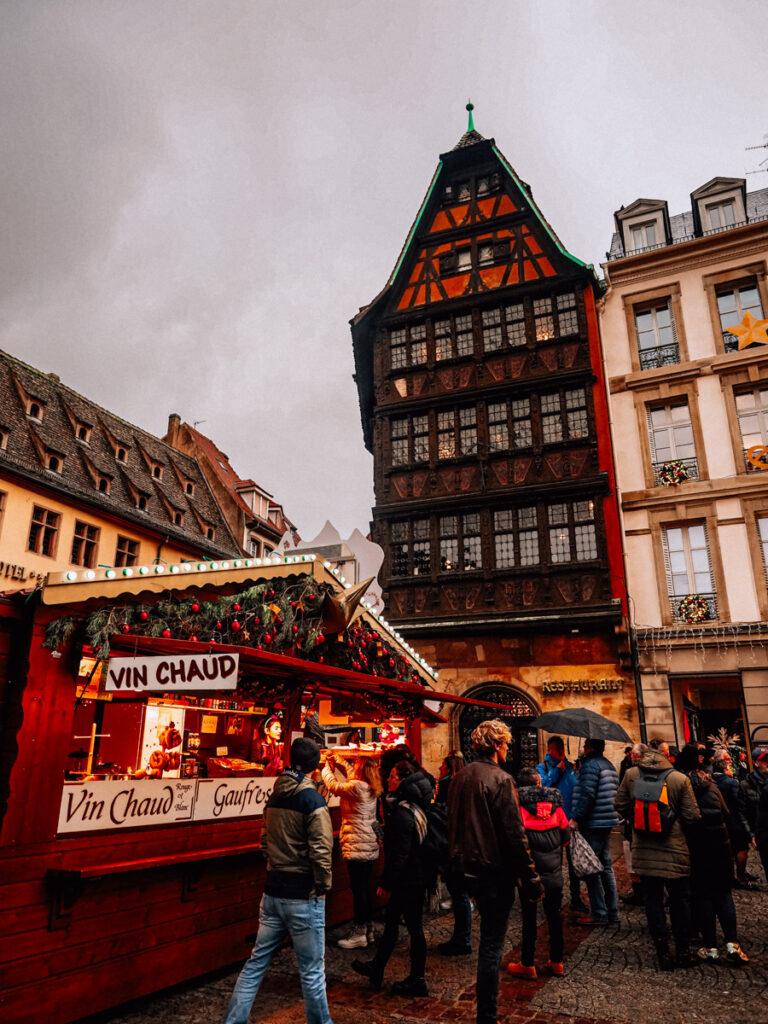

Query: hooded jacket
left=517, top=785, right=570, bottom=890
left=570, top=750, right=620, bottom=830
left=536, top=753, right=576, bottom=818
left=262, top=768, right=333, bottom=898
left=379, top=770, right=435, bottom=891
left=447, top=757, right=541, bottom=896
left=615, top=750, right=700, bottom=879
left=321, top=758, right=380, bottom=862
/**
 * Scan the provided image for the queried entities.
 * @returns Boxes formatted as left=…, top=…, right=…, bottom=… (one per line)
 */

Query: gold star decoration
left=726, top=310, right=768, bottom=350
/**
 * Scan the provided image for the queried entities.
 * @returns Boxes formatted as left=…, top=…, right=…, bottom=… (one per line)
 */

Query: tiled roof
left=0, top=349, right=239, bottom=557
left=452, top=128, right=486, bottom=150
left=608, top=185, right=768, bottom=259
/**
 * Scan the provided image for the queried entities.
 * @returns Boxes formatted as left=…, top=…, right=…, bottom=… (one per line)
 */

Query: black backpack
left=632, top=768, right=676, bottom=838
left=419, top=800, right=449, bottom=872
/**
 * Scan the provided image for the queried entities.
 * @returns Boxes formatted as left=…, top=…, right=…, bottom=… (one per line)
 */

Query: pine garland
left=43, top=575, right=425, bottom=696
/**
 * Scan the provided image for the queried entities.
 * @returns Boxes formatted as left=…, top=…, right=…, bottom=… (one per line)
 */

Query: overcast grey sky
left=3, top=1, right=767, bottom=539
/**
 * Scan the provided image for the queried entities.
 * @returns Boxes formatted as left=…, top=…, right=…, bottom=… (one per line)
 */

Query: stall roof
left=42, top=552, right=438, bottom=683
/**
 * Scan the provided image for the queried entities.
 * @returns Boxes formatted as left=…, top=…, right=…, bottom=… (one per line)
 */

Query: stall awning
left=107, top=634, right=525, bottom=716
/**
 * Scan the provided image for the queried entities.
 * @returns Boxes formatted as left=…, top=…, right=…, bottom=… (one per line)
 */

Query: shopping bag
left=570, top=829, right=602, bottom=877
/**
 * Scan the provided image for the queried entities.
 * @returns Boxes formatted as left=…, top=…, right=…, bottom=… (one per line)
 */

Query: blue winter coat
left=571, top=752, right=619, bottom=829
left=536, top=752, right=576, bottom=817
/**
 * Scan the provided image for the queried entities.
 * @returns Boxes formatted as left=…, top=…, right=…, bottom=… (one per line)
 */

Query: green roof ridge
left=491, top=144, right=589, bottom=269
left=388, top=162, right=442, bottom=286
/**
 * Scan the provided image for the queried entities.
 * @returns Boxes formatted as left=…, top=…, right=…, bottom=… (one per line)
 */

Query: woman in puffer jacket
left=352, top=759, right=435, bottom=998
left=322, top=753, right=383, bottom=949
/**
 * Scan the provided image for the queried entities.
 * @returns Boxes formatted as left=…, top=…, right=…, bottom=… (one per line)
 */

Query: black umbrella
left=530, top=707, right=632, bottom=743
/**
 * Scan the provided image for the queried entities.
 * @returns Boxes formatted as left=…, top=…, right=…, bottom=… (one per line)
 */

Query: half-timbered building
left=351, top=110, right=635, bottom=771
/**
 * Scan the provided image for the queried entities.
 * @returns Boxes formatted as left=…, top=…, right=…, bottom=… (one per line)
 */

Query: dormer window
left=206, top=526, right=215, bottom=541
left=706, top=199, right=736, bottom=231
left=630, top=221, right=658, bottom=251
left=76, top=423, right=91, bottom=443
left=137, top=494, right=148, bottom=511
left=152, top=463, right=163, bottom=480
left=0, top=428, right=7, bottom=450
left=46, top=454, right=62, bottom=473
left=97, top=476, right=111, bottom=494
left=173, top=510, right=184, bottom=527
left=27, top=400, right=44, bottom=421
left=185, top=481, right=195, bottom=496
left=115, top=446, right=128, bottom=463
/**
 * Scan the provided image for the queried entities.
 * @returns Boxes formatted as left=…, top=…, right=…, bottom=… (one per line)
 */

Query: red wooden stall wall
left=0, top=603, right=355, bottom=1024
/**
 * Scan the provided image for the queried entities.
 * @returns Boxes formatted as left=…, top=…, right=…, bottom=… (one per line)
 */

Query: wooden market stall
left=0, top=554, right=505, bottom=1024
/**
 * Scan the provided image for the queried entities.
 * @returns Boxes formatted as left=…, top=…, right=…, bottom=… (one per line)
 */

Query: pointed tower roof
left=453, top=101, right=485, bottom=149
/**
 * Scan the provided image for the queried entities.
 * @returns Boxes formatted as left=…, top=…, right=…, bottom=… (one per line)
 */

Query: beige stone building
left=601, top=178, right=768, bottom=753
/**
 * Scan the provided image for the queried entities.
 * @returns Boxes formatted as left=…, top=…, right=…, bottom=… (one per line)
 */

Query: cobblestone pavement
left=83, top=848, right=768, bottom=1024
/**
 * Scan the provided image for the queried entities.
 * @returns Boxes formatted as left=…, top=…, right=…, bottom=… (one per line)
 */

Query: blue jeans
left=224, top=894, right=333, bottom=1024
left=582, top=827, right=619, bottom=922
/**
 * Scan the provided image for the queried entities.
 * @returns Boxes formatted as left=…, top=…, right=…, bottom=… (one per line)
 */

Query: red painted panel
left=497, top=194, right=517, bottom=215
left=408, top=261, right=423, bottom=284
left=523, top=260, right=538, bottom=281
left=442, top=274, right=470, bottom=298
left=480, top=267, right=505, bottom=289
left=539, top=258, right=556, bottom=277
left=477, top=197, right=495, bottom=219
left=397, top=287, right=414, bottom=310
left=429, top=211, right=451, bottom=233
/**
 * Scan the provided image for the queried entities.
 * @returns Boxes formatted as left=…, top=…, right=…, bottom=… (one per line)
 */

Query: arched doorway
left=457, top=683, right=540, bottom=776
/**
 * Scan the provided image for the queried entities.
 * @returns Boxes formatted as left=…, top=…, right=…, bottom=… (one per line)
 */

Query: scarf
left=401, top=800, right=428, bottom=842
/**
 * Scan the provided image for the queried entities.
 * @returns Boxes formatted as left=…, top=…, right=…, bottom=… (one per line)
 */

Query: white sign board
left=57, top=776, right=339, bottom=834
left=105, top=653, right=239, bottom=692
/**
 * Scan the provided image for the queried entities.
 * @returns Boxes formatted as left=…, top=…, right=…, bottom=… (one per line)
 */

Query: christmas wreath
left=678, top=594, right=709, bottom=623
left=658, top=459, right=689, bottom=486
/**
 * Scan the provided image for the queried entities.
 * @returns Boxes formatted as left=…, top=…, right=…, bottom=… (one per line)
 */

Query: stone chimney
left=166, top=413, right=181, bottom=447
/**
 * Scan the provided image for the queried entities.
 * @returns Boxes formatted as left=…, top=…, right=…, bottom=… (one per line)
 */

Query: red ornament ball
left=190, top=635, right=198, bottom=642
left=162, top=628, right=172, bottom=638
left=388, top=658, right=395, bottom=669
left=191, top=602, right=200, bottom=613
left=254, top=616, right=261, bottom=626
left=275, top=616, right=283, bottom=627
left=290, top=601, right=297, bottom=609
left=347, top=639, right=354, bottom=648
left=316, top=633, right=325, bottom=644
left=233, top=603, right=241, bottom=612
left=292, top=624, right=298, bottom=634
left=256, top=644, right=263, bottom=650
left=308, top=594, right=316, bottom=602
left=139, top=610, right=149, bottom=621
left=232, top=620, right=241, bottom=632
left=318, top=655, right=324, bottom=663
left=264, top=634, right=272, bottom=644
left=353, top=661, right=360, bottom=671
left=120, top=623, right=130, bottom=634
left=268, top=589, right=275, bottom=598
left=215, top=621, right=223, bottom=630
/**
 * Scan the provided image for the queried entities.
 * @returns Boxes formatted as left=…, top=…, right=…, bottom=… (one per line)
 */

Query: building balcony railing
left=639, top=342, right=680, bottom=370
left=652, top=457, right=699, bottom=486
left=670, top=592, right=718, bottom=624
left=605, top=213, right=768, bottom=262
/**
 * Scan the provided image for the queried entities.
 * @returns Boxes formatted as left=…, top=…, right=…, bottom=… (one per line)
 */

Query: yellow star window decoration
left=726, top=310, right=768, bottom=350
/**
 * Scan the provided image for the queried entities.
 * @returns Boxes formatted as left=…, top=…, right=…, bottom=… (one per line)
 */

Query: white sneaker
left=696, top=947, right=719, bottom=962
left=338, top=927, right=368, bottom=949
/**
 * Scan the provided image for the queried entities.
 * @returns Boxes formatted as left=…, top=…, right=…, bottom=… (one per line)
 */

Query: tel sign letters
left=105, top=653, right=239, bottom=692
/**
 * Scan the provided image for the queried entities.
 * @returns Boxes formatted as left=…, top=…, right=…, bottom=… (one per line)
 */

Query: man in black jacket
left=448, top=719, right=543, bottom=1024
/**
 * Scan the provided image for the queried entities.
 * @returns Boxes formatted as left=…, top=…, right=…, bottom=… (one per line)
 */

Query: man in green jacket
left=224, top=738, right=334, bottom=1024
left=615, top=747, right=700, bottom=971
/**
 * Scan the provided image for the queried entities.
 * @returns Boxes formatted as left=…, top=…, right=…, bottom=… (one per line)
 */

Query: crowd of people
left=221, top=727, right=768, bottom=1024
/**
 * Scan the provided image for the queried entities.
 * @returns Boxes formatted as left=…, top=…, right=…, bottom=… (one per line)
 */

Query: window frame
left=71, top=520, right=100, bottom=568
left=546, top=500, right=599, bottom=565
left=115, top=535, right=140, bottom=567
left=702, top=264, right=768, bottom=356
left=28, top=505, right=61, bottom=558
left=493, top=506, right=541, bottom=569
left=622, top=283, right=688, bottom=372
left=389, top=519, right=431, bottom=578
left=439, top=512, right=483, bottom=573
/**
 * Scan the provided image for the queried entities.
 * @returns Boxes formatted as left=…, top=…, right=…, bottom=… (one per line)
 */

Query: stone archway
left=457, top=683, right=540, bottom=776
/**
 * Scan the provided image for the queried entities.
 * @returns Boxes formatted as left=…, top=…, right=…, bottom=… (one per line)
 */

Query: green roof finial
left=466, top=100, right=475, bottom=132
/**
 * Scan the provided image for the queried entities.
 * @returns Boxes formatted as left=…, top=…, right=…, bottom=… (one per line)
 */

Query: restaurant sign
left=105, top=652, right=239, bottom=692
left=539, top=677, right=625, bottom=695
left=57, top=777, right=339, bottom=834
